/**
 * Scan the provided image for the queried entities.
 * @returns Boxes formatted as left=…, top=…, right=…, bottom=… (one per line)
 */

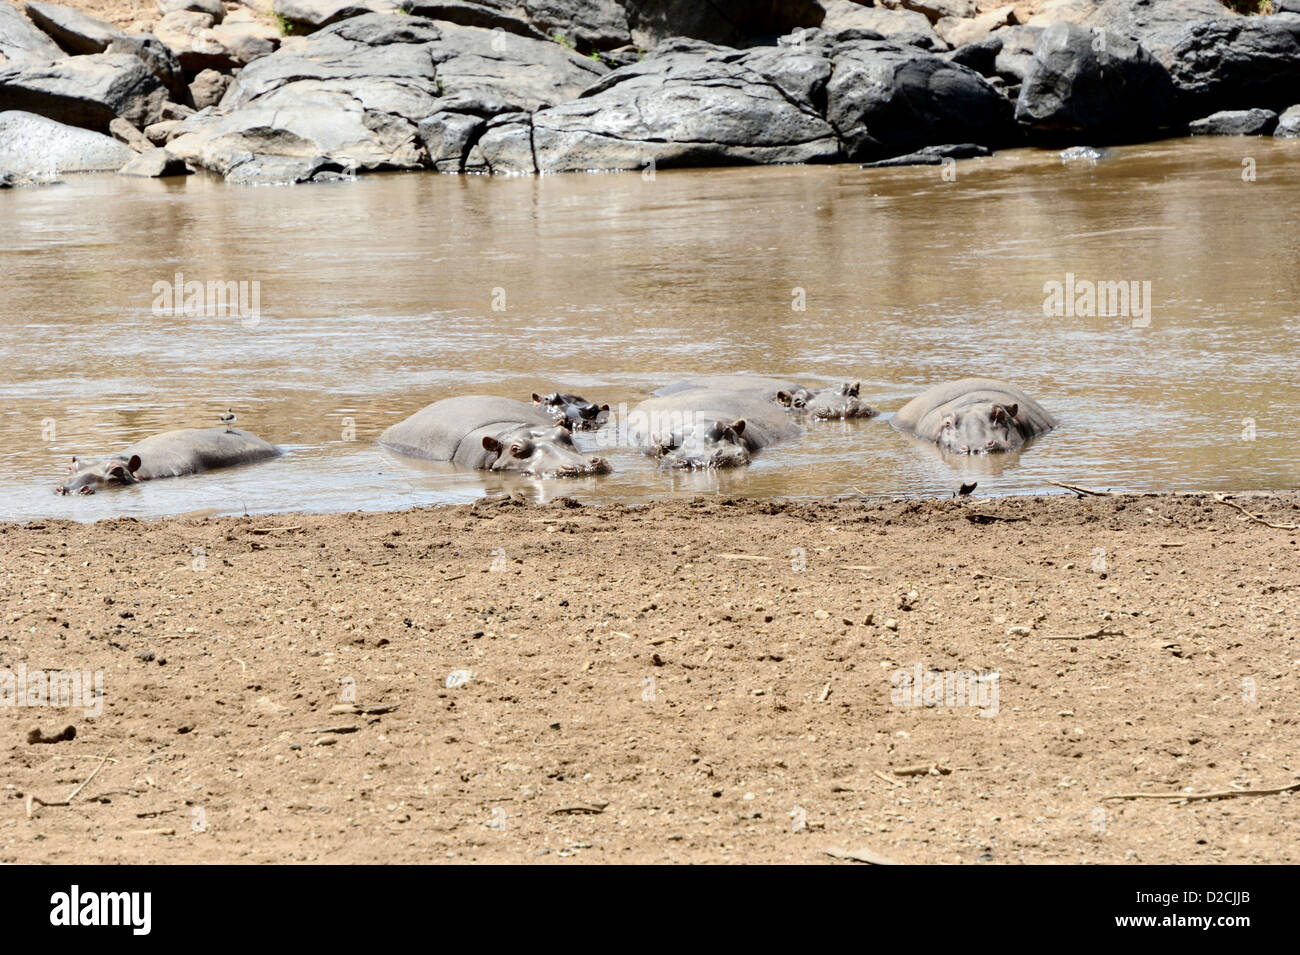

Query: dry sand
left=1, top=490, right=1297, bottom=863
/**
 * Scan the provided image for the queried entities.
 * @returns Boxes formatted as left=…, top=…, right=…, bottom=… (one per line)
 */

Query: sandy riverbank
left=1, top=490, right=1297, bottom=863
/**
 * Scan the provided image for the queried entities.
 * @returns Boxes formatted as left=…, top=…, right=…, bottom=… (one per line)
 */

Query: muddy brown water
left=1, top=138, right=1297, bottom=522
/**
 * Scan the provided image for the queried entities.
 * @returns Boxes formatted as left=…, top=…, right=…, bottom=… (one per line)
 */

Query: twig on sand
left=250, top=525, right=303, bottom=535
left=26, top=751, right=114, bottom=818
left=1044, top=627, right=1124, bottom=640
left=893, top=763, right=952, bottom=777
left=1103, top=781, right=1300, bottom=803
left=823, top=846, right=901, bottom=865
left=1048, top=480, right=1118, bottom=497
left=1211, top=494, right=1298, bottom=530
left=872, top=770, right=904, bottom=788
left=717, top=554, right=773, bottom=562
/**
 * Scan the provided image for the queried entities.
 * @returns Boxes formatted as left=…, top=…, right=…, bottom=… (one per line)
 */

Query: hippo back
left=629, top=389, right=802, bottom=450
left=125, top=428, right=280, bottom=479
left=653, top=375, right=802, bottom=399
left=891, top=378, right=1057, bottom=439
left=380, top=396, right=554, bottom=463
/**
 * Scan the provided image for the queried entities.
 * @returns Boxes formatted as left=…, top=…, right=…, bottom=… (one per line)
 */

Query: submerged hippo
left=776, top=381, right=874, bottom=419
left=890, top=378, right=1057, bottom=454
left=628, top=388, right=802, bottom=469
left=57, top=428, right=280, bottom=495
left=380, top=396, right=609, bottom=477
left=532, top=392, right=610, bottom=431
left=655, top=374, right=875, bottom=420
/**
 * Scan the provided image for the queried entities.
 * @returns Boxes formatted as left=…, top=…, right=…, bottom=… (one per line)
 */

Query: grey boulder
left=117, top=146, right=192, bottom=176
left=0, top=52, right=168, bottom=133
left=1014, top=22, right=1176, bottom=140
left=105, top=33, right=190, bottom=105
left=189, top=68, right=229, bottom=109
left=1188, top=108, right=1279, bottom=136
left=271, top=0, right=399, bottom=32
left=0, top=3, right=65, bottom=65
left=1165, top=14, right=1300, bottom=115
left=861, top=142, right=990, bottom=166
left=526, top=39, right=840, bottom=174
left=1275, top=104, right=1300, bottom=137
left=23, top=1, right=123, bottom=55
left=158, top=0, right=227, bottom=22
left=827, top=36, right=1013, bottom=160
left=1029, top=0, right=1234, bottom=65
left=0, top=108, right=133, bottom=174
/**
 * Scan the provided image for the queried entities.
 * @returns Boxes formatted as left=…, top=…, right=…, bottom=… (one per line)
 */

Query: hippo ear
left=482, top=436, right=501, bottom=453
left=776, top=391, right=793, bottom=407
left=1006, top=403, right=1018, bottom=419
left=531, top=393, right=542, bottom=403
left=848, top=381, right=860, bottom=397
left=127, top=455, right=141, bottom=474
left=732, top=419, right=747, bottom=436
left=600, top=404, right=610, bottom=412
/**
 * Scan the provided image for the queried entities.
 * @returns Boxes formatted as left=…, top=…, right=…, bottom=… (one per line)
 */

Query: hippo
left=57, top=428, right=281, bottom=495
left=379, top=396, right=609, bottom=477
left=531, top=392, right=610, bottom=431
left=890, top=378, right=1057, bottom=454
left=775, top=381, right=874, bottom=420
left=628, top=388, right=802, bottom=469
left=654, top=374, right=875, bottom=420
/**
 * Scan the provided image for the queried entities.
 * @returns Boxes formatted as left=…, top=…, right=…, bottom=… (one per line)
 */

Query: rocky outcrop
left=1013, top=22, right=1176, bottom=141
left=0, top=108, right=132, bottom=174
left=24, top=1, right=123, bottom=55
left=0, top=3, right=66, bottom=65
left=521, top=39, right=839, bottom=173
left=167, top=13, right=605, bottom=181
left=1165, top=15, right=1300, bottom=115
left=827, top=34, right=1013, bottom=160
left=1188, top=108, right=1279, bottom=137
left=1028, top=0, right=1233, bottom=65
left=0, top=53, right=169, bottom=133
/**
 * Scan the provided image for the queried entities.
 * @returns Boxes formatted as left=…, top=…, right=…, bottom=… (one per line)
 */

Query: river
left=1, top=137, right=1297, bottom=521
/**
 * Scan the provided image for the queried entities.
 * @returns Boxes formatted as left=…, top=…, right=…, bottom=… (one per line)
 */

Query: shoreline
left=3, top=491, right=1297, bottom=863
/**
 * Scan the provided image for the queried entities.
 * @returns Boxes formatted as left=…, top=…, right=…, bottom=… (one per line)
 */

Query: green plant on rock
left=273, top=12, right=294, bottom=35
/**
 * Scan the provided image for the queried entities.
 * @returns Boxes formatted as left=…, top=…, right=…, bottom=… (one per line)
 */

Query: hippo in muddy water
left=532, top=392, right=610, bottom=431
left=380, top=396, right=609, bottom=477
left=654, top=374, right=875, bottom=420
left=890, top=378, right=1057, bottom=454
left=57, top=428, right=281, bottom=494
left=628, top=388, right=802, bottom=469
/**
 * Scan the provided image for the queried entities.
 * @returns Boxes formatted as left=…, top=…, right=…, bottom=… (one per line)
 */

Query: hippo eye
left=510, top=442, right=532, bottom=458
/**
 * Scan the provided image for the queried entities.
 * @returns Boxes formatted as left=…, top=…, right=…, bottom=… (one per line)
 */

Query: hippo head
left=779, top=382, right=873, bottom=420
left=482, top=426, right=609, bottom=478
left=654, top=418, right=751, bottom=470
left=532, top=393, right=610, bottom=432
left=938, top=403, right=1023, bottom=454
left=56, top=455, right=141, bottom=495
